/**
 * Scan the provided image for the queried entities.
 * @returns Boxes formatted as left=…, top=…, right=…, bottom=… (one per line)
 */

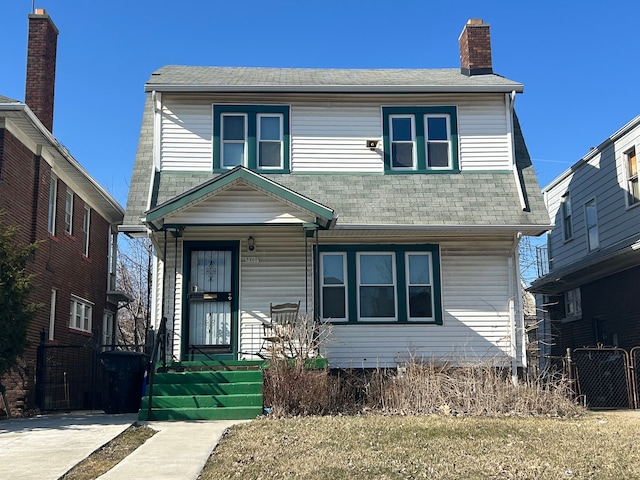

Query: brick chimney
left=25, top=8, right=58, bottom=132
left=459, top=19, right=493, bottom=77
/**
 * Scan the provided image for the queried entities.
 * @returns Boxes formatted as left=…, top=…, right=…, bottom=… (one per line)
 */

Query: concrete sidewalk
left=98, top=419, right=242, bottom=480
left=0, top=412, right=136, bottom=480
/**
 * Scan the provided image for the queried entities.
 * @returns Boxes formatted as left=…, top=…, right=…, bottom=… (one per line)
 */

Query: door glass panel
left=189, top=250, right=232, bottom=347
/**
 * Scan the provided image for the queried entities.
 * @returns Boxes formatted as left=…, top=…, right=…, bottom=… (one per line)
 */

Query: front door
left=185, top=244, right=238, bottom=360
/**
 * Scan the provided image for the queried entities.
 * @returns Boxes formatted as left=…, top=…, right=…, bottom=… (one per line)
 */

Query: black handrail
left=145, top=317, right=167, bottom=420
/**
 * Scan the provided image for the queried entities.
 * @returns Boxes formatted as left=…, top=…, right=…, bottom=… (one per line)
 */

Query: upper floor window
left=318, top=244, right=442, bottom=324
left=214, top=105, right=290, bottom=173
left=561, top=192, right=573, bottom=241
left=625, top=147, right=638, bottom=206
left=383, top=107, right=459, bottom=173
left=48, top=174, right=57, bottom=235
left=585, top=198, right=599, bottom=252
left=64, top=189, right=74, bottom=234
left=82, top=206, right=91, bottom=257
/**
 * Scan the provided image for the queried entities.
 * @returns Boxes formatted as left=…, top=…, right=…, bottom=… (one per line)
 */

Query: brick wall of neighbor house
left=550, top=266, right=640, bottom=357
left=0, top=130, right=113, bottom=413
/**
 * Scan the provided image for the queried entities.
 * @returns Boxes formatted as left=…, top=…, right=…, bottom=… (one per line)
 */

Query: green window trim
left=382, top=106, right=459, bottom=174
left=316, top=244, right=443, bottom=325
left=213, top=105, right=291, bottom=173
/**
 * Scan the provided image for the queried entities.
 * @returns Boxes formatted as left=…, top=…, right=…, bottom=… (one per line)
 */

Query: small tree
left=0, top=213, right=39, bottom=409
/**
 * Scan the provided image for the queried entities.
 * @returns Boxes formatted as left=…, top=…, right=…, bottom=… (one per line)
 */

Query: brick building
left=0, top=10, right=124, bottom=415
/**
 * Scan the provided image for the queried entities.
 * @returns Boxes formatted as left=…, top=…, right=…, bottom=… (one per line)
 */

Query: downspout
left=507, top=91, right=527, bottom=211
left=161, top=228, right=168, bottom=365
left=507, top=232, right=523, bottom=385
left=304, top=229, right=308, bottom=315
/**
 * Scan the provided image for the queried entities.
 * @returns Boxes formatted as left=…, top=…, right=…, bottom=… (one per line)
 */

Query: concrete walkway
left=98, top=420, right=242, bottom=480
left=0, top=412, right=136, bottom=480
left=0, top=412, right=243, bottom=480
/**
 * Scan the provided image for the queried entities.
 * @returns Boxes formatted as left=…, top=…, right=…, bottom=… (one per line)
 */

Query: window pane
left=392, top=144, right=414, bottom=168
left=260, top=116, right=281, bottom=141
left=409, top=286, right=432, bottom=317
left=323, top=287, right=346, bottom=318
left=360, top=254, right=393, bottom=284
left=259, top=143, right=281, bottom=167
left=323, top=255, right=344, bottom=284
left=427, top=117, right=448, bottom=140
left=391, top=117, right=412, bottom=141
left=628, top=150, right=637, bottom=176
left=586, top=204, right=597, bottom=226
left=360, top=286, right=395, bottom=317
left=223, top=143, right=244, bottom=166
left=408, top=254, right=430, bottom=284
left=427, top=143, right=449, bottom=167
left=223, top=116, right=245, bottom=140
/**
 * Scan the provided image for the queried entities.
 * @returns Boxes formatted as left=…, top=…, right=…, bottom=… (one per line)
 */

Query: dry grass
left=201, top=413, right=640, bottom=479
left=264, top=360, right=582, bottom=418
left=60, top=424, right=156, bottom=480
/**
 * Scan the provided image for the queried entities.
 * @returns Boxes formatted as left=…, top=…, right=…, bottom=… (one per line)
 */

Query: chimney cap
left=34, top=8, right=47, bottom=15
left=466, top=18, right=485, bottom=25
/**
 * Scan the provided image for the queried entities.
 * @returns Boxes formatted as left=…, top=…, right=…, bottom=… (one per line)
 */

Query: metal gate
left=35, top=342, right=102, bottom=411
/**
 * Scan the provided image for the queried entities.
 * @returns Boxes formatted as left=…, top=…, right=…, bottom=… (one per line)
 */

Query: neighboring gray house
left=529, top=115, right=640, bottom=358
left=122, top=19, right=550, bottom=372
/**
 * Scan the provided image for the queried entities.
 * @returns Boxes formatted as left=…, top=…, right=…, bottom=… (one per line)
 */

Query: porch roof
left=144, top=166, right=336, bottom=230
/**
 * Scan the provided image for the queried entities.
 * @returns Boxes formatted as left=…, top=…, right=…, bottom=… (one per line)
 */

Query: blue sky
left=1, top=0, right=639, bottom=209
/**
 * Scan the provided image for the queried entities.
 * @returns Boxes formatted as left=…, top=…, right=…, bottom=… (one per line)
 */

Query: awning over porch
left=143, top=166, right=337, bottom=231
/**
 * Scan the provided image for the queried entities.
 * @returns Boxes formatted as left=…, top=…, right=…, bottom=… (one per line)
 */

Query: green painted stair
left=139, top=360, right=265, bottom=421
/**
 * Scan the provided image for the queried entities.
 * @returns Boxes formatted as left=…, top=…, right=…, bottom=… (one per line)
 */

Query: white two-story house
left=529, top=115, right=640, bottom=358
left=122, top=19, right=550, bottom=373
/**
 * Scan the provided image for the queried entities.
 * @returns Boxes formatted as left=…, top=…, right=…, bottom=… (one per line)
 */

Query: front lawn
left=201, top=413, right=640, bottom=479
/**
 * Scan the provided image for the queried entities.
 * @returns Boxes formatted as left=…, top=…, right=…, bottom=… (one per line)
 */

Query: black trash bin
left=100, top=351, right=149, bottom=414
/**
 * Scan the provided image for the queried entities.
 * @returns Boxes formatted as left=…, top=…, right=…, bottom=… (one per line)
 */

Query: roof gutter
left=333, top=223, right=552, bottom=233
left=144, top=84, right=524, bottom=94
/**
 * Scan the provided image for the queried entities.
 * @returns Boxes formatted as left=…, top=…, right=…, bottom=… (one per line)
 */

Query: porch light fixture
left=366, top=139, right=379, bottom=151
left=247, top=236, right=255, bottom=251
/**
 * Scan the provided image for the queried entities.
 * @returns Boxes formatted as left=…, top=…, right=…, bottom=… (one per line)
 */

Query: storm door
left=186, top=247, right=238, bottom=358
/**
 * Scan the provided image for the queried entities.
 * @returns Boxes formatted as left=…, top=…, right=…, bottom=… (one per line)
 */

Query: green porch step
left=140, top=360, right=265, bottom=421
left=140, top=393, right=262, bottom=409
left=151, top=381, right=262, bottom=396
left=138, top=406, right=264, bottom=421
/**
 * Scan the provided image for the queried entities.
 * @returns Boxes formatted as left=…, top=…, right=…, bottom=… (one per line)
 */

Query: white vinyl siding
left=151, top=229, right=519, bottom=366
left=325, top=238, right=515, bottom=368
left=160, top=101, right=213, bottom=171
left=157, top=94, right=512, bottom=173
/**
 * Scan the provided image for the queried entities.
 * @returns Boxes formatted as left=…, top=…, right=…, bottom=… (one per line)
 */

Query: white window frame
left=624, top=146, right=639, bottom=207
left=424, top=114, right=452, bottom=169
left=103, top=310, right=115, bottom=349
left=356, top=252, right=398, bottom=322
left=320, top=252, right=348, bottom=321
left=405, top=252, right=435, bottom=322
left=221, top=113, right=248, bottom=168
left=48, top=174, right=57, bottom=235
left=70, top=295, right=93, bottom=333
left=82, top=206, right=91, bottom=257
left=564, top=288, right=582, bottom=320
left=64, top=189, right=74, bottom=234
left=257, top=113, right=284, bottom=169
left=561, top=191, right=573, bottom=241
left=107, top=228, right=117, bottom=291
left=49, top=288, right=57, bottom=341
left=585, top=198, right=599, bottom=252
left=389, top=115, right=417, bottom=170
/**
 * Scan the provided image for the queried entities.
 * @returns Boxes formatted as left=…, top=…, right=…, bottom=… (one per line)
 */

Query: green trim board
left=315, top=243, right=443, bottom=325
left=213, top=104, right=291, bottom=174
left=144, top=166, right=335, bottom=228
left=382, top=106, right=459, bottom=173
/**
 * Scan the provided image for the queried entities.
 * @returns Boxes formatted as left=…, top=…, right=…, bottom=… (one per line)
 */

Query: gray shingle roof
left=123, top=93, right=549, bottom=231
left=146, top=66, right=523, bottom=93
left=0, top=94, right=20, bottom=103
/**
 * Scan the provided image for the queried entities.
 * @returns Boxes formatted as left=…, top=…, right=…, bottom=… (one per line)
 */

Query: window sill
left=560, top=315, right=582, bottom=324
left=68, top=327, right=93, bottom=336
left=325, top=320, right=441, bottom=325
left=384, top=168, right=460, bottom=175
